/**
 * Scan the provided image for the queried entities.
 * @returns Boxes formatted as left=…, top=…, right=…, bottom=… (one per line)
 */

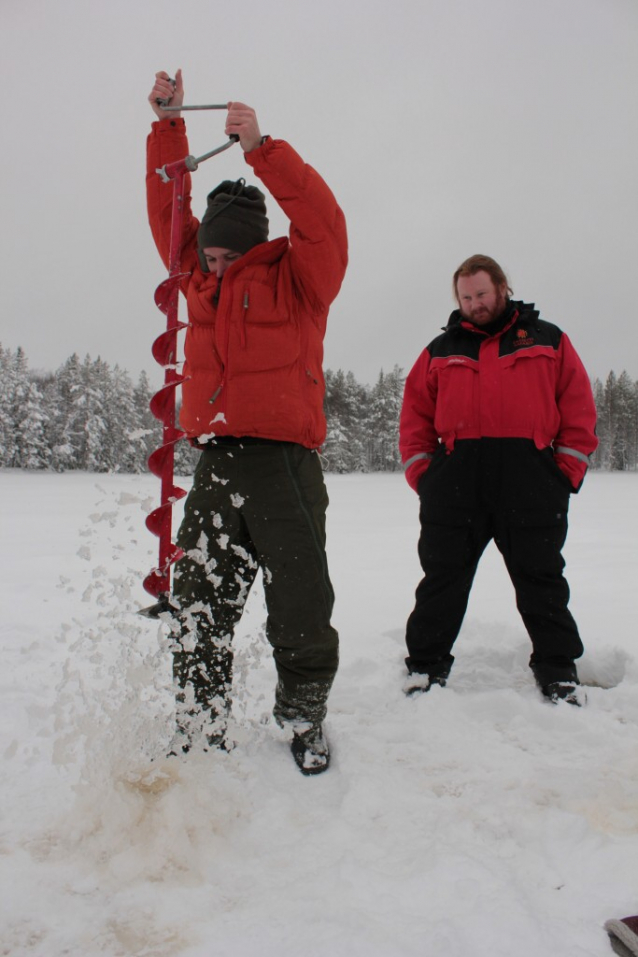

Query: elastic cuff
left=153, top=116, right=186, bottom=131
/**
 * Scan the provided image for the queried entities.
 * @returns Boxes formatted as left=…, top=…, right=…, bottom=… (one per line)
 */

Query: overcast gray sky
left=2, top=0, right=637, bottom=388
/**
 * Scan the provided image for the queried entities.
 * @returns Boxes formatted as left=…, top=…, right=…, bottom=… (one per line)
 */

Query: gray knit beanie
left=197, top=179, right=269, bottom=271
left=605, top=917, right=638, bottom=957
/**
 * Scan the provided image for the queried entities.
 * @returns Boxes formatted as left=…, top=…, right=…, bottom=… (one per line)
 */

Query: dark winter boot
left=403, top=655, right=454, bottom=696
left=530, top=657, right=584, bottom=706
left=273, top=680, right=332, bottom=775
left=542, top=681, right=584, bottom=706
left=291, top=724, right=330, bottom=776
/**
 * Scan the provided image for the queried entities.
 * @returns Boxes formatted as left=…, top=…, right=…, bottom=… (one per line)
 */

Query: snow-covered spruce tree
left=106, top=365, right=141, bottom=472
left=343, top=371, right=370, bottom=471
left=589, top=378, right=605, bottom=470
left=322, top=408, right=350, bottom=473
left=47, top=353, right=84, bottom=470
left=0, top=344, right=15, bottom=466
left=173, top=436, right=198, bottom=476
left=365, top=366, right=405, bottom=472
left=588, top=371, right=638, bottom=472
left=0, top=346, right=50, bottom=469
left=15, top=378, right=50, bottom=469
left=323, top=370, right=355, bottom=472
left=173, top=397, right=198, bottom=476
left=323, top=368, right=371, bottom=472
left=131, top=370, right=161, bottom=473
left=66, top=355, right=121, bottom=471
left=609, top=370, right=638, bottom=471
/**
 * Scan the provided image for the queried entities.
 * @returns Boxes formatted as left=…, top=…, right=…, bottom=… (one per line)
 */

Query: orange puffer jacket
left=146, top=118, right=348, bottom=447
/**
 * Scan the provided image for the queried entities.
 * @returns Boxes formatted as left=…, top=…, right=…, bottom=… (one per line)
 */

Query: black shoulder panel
left=427, top=323, right=482, bottom=361
left=426, top=302, right=564, bottom=362
left=499, top=303, right=564, bottom=357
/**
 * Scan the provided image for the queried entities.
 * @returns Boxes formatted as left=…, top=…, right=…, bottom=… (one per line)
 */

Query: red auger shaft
left=141, top=110, right=237, bottom=607
left=142, top=158, right=191, bottom=600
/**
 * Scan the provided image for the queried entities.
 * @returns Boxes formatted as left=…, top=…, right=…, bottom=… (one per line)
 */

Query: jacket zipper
left=209, top=379, right=224, bottom=404
left=209, top=276, right=231, bottom=406
left=240, top=290, right=249, bottom=348
left=208, top=280, right=250, bottom=406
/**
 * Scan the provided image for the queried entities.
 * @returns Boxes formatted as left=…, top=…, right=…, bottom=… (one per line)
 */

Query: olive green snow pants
left=171, top=439, right=338, bottom=727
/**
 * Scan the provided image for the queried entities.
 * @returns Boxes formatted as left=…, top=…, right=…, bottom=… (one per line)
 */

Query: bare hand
left=149, top=69, right=184, bottom=120
left=225, top=102, right=262, bottom=152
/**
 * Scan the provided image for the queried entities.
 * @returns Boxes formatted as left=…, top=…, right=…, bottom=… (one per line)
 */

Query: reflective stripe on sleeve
left=555, top=445, right=591, bottom=465
left=404, top=452, right=434, bottom=470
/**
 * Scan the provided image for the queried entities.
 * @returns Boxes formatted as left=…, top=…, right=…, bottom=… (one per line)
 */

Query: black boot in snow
left=403, top=656, right=453, bottom=696
left=272, top=681, right=332, bottom=774
left=530, top=658, right=584, bottom=707
left=290, top=725, right=330, bottom=776
left=542, top=681, right=585, bottom=707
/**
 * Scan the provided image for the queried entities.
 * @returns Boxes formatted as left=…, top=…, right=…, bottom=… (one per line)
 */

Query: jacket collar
left=195, top=236, right=289, bottom=290
left=446, top=300, right=539, bottom=337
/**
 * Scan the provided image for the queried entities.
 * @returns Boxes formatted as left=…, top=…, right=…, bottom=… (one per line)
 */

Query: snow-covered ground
left=1, top=469, right=637, bottom=957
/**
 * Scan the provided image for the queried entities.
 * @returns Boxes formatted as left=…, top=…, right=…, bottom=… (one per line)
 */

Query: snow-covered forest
left=1, top=343, right=637, bottom=473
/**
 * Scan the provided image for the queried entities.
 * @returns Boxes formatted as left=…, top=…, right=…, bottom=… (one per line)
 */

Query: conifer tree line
left=0, top=346, right=157, bottom=473
left=1, top=344, right=637, bottom=473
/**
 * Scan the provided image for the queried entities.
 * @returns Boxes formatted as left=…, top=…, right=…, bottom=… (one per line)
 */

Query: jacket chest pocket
left=431, top=360, right=480, bottom=433
left=497, top=348, right=562, bottom=443
left=242, top=281, right=289, bottom=324
left=232, top=282, right=299, bottom=372
left=501, top=348, right=558, bottom=415
left=501, top=345, right=556, bottom=367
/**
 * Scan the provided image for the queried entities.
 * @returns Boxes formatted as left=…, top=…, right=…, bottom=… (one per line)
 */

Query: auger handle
left=160, top=102, right=230, bottom=112
left=155, top=78, right=239, bottom=140
left=155, top=81, right=239, bottom=147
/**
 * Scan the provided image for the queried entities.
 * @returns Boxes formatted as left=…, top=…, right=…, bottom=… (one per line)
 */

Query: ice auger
left=140, top=93, right=238, bottom=616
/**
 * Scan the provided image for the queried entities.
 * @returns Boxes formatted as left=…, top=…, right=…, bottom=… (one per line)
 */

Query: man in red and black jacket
left=147, top=71, right=347, bottom=773
left=399, top=254, right=597, bottom=704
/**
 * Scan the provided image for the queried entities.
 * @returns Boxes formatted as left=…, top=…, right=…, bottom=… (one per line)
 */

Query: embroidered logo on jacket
left=515, top=328, right=535, bottom=346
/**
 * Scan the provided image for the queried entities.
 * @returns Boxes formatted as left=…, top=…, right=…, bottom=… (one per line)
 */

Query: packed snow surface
left=1, top=469, right=637, bottom=957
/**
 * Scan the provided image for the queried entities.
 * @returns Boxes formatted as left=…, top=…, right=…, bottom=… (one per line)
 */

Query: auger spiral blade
left=151, top=325, right=188, bottom=367
left=141, top=114, right=236, bottom=610
left=154, top=274, right=190, bottom=315
left=141, top=162, right=192, bottom=604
